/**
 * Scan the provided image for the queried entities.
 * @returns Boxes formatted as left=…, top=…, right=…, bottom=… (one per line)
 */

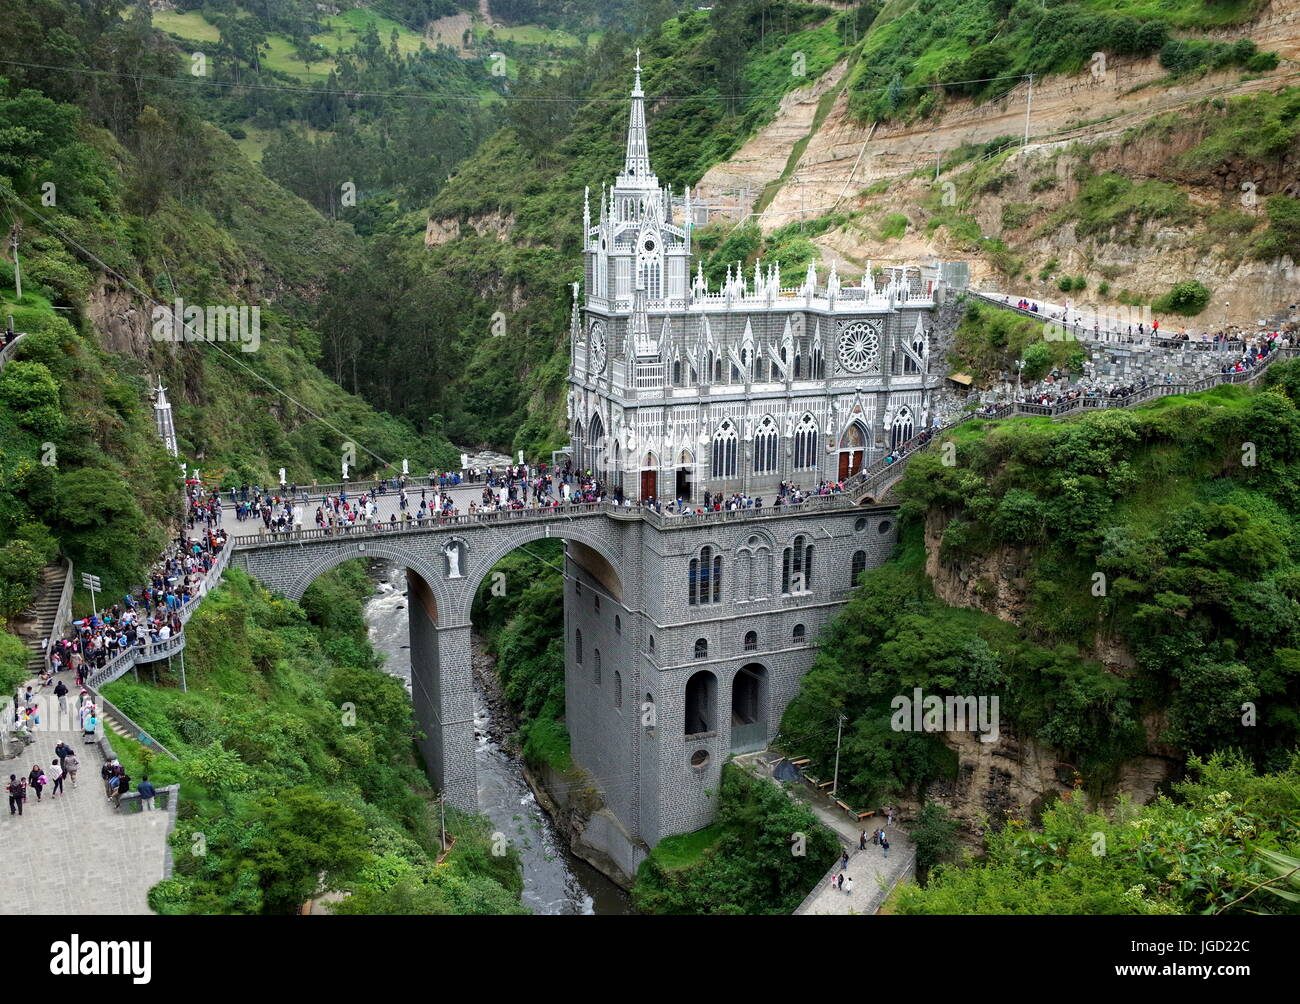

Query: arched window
left=575, top=629, right=583, bottom=664
left=792, top=623, right=806, bottom=642
left=793, top=353, right=802, bottom=379
left=782, top=535, right=814, bottom=594
left=744, top=630, right=758, bottom=652
left=891, top=407, right=915, bottom=450
left=644, top=692, right=655, bottom=731
left=588, top=412, right=606, bottom=476
left=851, top=550, right=867, bottom=583
left=753, top=416, right=778, bottom=474
left=594, top=648, right=602, bottom=684
left=812, top=345, right=824, bottom=378
left=689, top=545, right=723, bottom=606
left=694, top=638, right=708, bottom=659
left=613, top=671, right=622, bottom=708
left=711, top=420, right=738, bottom=479
left=685, top=671, right=717, bottom=736
left=794, top=414, right=818, bottom=470
left=672, top=359, right=682, bottom=385
left=736, top=534, right=771, bottom=602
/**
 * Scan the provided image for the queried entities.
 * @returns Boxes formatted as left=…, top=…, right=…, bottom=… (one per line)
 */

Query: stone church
left=549, top=60, right=960, bottom=876
left=568, top=56, right=950, bottom=504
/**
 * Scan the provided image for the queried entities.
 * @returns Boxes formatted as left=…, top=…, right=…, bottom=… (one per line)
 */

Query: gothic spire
left=622, top=50, right=654, bottom=185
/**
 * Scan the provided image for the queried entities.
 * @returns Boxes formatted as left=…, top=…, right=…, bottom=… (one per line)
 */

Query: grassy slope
left=102, top=565, right=526, bottom=915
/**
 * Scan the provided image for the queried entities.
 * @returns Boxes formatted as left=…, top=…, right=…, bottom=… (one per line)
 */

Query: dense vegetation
left=782, top=368, right=1300, bottom=909
left=894, top=753, right=1300, bottom=914
left=471, top=541, right=571, bottom=770
left=846, top=0, right=1272, bottom=123
left=104, top=564, right=526, bottom=914
left=632, top=765, right=839, bottom=914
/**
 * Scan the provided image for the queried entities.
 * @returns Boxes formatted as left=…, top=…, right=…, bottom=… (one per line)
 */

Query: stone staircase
left=21, top=562, right=70, bottom=675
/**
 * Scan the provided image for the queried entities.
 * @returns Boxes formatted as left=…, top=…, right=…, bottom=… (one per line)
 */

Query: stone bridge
left=230, top=494, right=899, bottom=868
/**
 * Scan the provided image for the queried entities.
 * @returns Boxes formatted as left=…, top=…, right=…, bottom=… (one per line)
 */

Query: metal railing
left=80, top=543, right=235, bottom=692
left=0, top=332, right=26, bottom=372
left=846, top=346, right=1298, bottom=502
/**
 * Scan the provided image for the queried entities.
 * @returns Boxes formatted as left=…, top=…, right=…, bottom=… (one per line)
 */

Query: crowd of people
left=4, top=732, right=157, bottom=817
left=290, top=462, right=610, bottom=534
left=43, top=531, right=227, bottom=682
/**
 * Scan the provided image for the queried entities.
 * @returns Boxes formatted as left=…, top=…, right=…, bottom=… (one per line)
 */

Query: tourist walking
left=64, top=751, right=79, bottom=787
left=881, top=835, right=890, bottom=858
left=47, top=759, right=64, bottom=797
left=844, top=875, right=854, bottom=896
left=859, top=831, right=867, bottom=850
left=110, top=772, right=130, bottom=809
left=27, top=764, right=45, bottom=802
left=137, top=776, right=156, bottom=811
left=6, top=774, right=24, bottom=815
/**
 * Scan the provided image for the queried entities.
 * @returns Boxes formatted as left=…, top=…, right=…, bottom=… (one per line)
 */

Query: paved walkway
left=737, top=754, right=916, bottom=915
left=3, top=669, right=173, bottom=914
left=1, top=727, right=170, bottom=913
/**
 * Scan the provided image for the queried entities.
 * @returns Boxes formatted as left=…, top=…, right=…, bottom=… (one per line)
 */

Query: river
left=362, top=561, right=631, bottom=915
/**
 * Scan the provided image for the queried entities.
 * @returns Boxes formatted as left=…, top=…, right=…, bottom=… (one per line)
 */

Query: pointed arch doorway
left=640, top=452, right=658, bottom=501
left=675, top=449, right=694, bottom=502
left=838, top=421, right=867, bottom=479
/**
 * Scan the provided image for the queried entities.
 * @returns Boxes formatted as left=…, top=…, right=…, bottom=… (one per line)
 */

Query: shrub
left=1152, top=280, right=1211, bottom=316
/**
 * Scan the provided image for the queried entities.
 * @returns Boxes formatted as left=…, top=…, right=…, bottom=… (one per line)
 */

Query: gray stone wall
left=234, top=501, right=900, bottom=846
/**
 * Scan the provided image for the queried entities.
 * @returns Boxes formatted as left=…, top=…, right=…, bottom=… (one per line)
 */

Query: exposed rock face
left=88, top=282, right=154, bottom=359
left=924, top=509, right=1031, bottom=625
left=913, top=509, right=1179, bottom=844
left=425, top=211, right=517, bottom=248
left=901, top=722, right=1178, bottom=849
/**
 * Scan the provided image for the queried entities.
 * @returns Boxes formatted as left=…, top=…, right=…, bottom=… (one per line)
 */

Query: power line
left=0, top=187, right=397, bottom=473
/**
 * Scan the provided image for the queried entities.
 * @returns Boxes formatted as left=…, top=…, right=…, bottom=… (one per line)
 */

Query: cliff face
left=909, top=509, right=1179, bottom=844
left=693, top=0, right=1300, bottom=325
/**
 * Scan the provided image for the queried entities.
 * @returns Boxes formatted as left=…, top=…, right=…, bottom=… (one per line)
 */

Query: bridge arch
left=274, top=539, right=448, bottom=609
left=447, top=520, right=625, bottom=625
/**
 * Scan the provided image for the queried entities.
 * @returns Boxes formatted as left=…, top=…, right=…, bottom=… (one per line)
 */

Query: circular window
left=643, top=237, right=656, bottom=253
left=690, top=750, right=709, bottom=768
left=588, top=321, right=607, bottom=374
left=855, top=517, right=867, bottom=532
left=878, top=520, right=893, bottom=534
left=837, top=321, right=881, bottom=373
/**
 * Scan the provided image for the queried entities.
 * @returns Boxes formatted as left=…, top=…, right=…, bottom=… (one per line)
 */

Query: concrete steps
left=21, top=563, right=69, bottom=674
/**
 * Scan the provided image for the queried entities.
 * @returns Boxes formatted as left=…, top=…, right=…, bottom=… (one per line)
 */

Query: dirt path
left=711, top=0, right=1300, bottom=232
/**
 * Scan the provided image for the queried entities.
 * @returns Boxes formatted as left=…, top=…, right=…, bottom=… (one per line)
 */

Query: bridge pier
left=407, top=569, right=477, bottom=811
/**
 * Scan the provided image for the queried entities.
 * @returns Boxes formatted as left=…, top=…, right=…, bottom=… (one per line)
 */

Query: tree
left=0, top=539, right=42, bottom=623
left=911, top=802, right=960, bottom=885
left=247, top=787, right=369, bottom=914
